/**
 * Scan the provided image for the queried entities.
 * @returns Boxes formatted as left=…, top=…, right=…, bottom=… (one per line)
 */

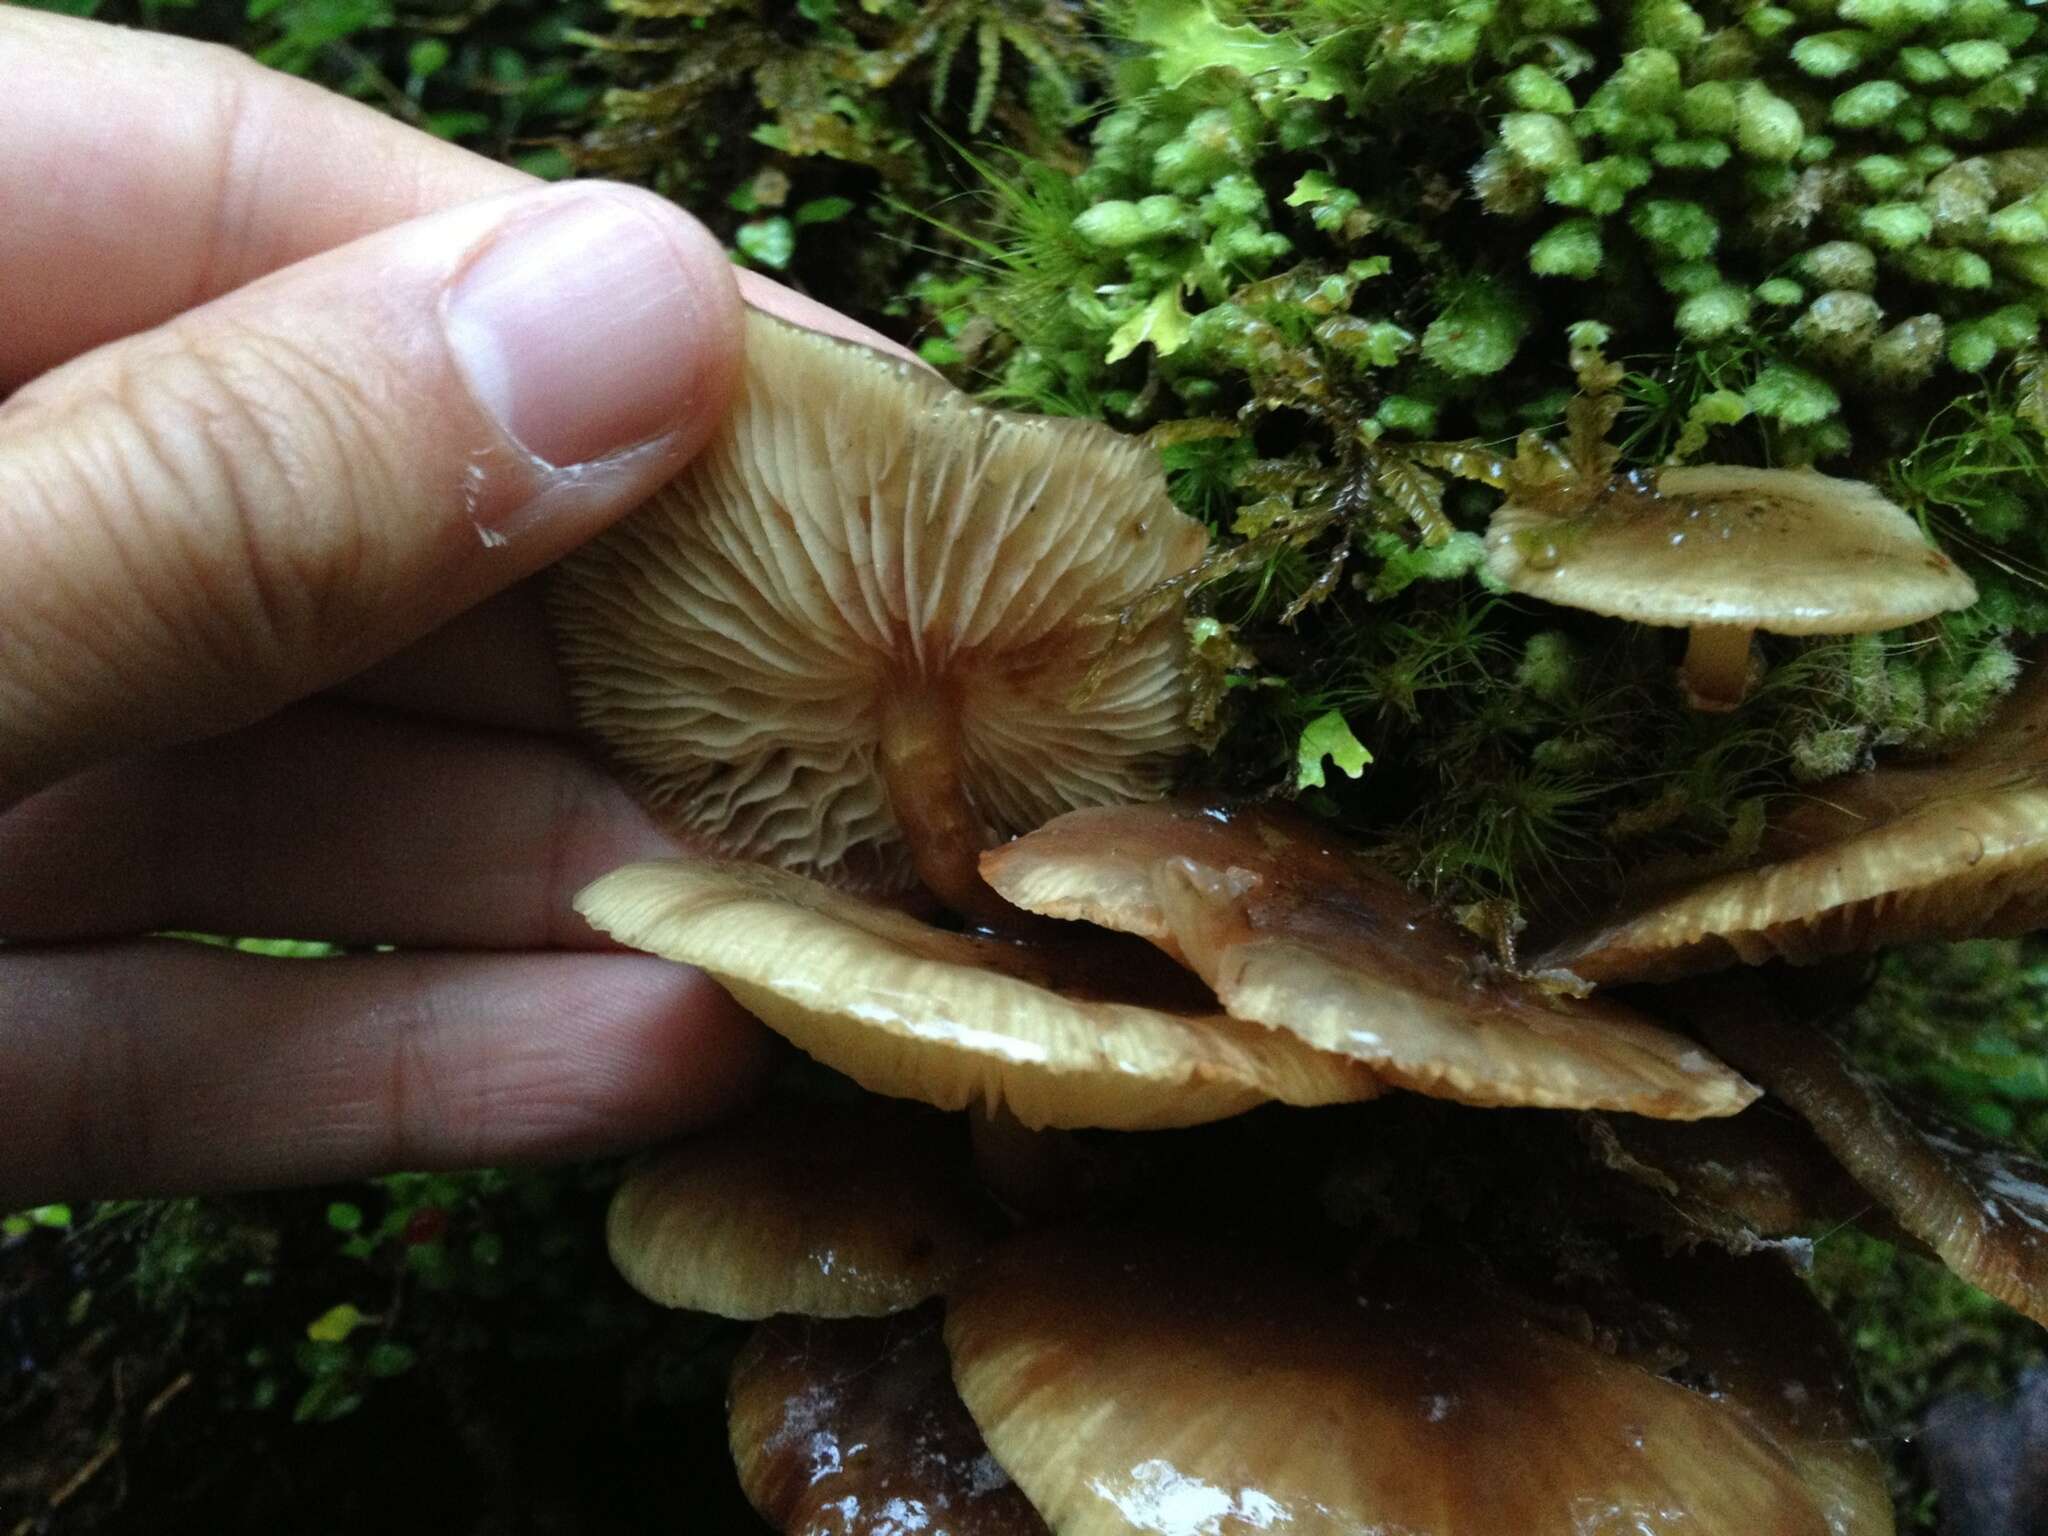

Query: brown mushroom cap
left=1542, top=710, right=2048, bottom=985
left=729, top=1307, right=1047, bottom=1536
left=1486, top=465, right=1975, bottom=710
left=549, top=308, right=1208, bottom=909
left=1695, top=996, right=2048, bottom=1327
left=945, top=1230, right=1888, bottom=1536
left=979, top=801, right=1757, bottom=1119
left=1634, top=1249, right=1892, bottom=1530
left=576, top=857, right=1382, bottom=1131
left=605, top=1100, right=996, bottom=1319
left=1484, top=465, right=1975, bottom=635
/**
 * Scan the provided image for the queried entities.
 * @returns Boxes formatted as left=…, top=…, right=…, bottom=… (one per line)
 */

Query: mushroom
left=575, top=856, right=1383, bottom=1131
left=1484, top=465, right=1976, bottom=711
left=1582, top=1105, right=1895, bottom=1254
left=1635, top=1247, right=1893, bottom=1528
left=1542, top=676, right=2048, bottom=983
left=979, top=800, right=1758, bottom=1118
left=944, top=1229, right=1891, bottom=1536
left=605, top=1099, right=997, bottom=1319
left=549, top=307, right=1209, bottom=919
left=728, top=1307, right=1046, bottom=1536
left=1693, top=991, right=2048, bottom=1327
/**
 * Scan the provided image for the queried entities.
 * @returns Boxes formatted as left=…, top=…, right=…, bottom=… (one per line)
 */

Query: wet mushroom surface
left=980, top=799, right=1758, bottom=1118
left=1544, top=674, right=2048, bottom=983
left=575, top=856, right=1384, bottom=1130
left=1694, top=992, right=2048, bottom=1329
left=605, top=1098, right=998, bottom=1319
left=535, top=316, right=2033, bottom=1536
left=728, top=1306, right=1046, bottom=1536
left=944, top=1228, right=1891, bottom=1536
left=1484, top=464, right=1975, bottom=711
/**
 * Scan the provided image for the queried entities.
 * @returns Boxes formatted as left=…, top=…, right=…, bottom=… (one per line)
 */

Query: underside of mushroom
left=549, top=307, right=1210, bottom=920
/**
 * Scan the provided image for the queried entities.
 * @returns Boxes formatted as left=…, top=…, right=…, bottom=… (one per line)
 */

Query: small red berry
left=402, top=1207, right=448, bottom=1247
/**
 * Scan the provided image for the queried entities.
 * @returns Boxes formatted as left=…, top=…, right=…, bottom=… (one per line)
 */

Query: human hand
left=0, top=11, right=891, bottom=1201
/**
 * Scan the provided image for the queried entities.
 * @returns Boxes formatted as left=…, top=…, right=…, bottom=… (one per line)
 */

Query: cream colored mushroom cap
left=549, top=308, right=1209, bottom=892
left=945, top=1231, right=1889, bottom=1536
left=1545, top=762, right=2048, bottom=984
left=981, top=802, right=1758, bottom=1119
left=1485, top=465, right=1976, bottom=633
left=604, top=1101, right=995, bottom=1319
left=575, top=858, right=1382, bottom=1131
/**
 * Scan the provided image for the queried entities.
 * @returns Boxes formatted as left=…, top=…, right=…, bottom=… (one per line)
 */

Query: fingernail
left=443, top=190, right=715, bottom=468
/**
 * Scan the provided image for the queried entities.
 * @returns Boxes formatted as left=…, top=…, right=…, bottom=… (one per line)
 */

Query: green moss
left=941, top=0, right=2048, bottom=910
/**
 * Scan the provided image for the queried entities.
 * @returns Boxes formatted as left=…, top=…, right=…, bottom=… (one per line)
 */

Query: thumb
left=0, top=181, right=741, bottom=805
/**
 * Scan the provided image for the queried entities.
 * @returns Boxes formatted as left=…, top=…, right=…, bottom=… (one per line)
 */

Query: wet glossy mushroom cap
left=980, top=801, right=1757, bottom=1119
left=1485, top=465, right=1975, bottom=710
left=576, top=857, right=1382, bottom=1131
left=1633, top=1249, right=1892, bottom=1530
left=605, top=1100, right=996, bottom=1319
left=549, top=308, right=1209, bottom=914
left=1697, top=996, right=2048, bottom=1328
left=728, top=1307, right=1047, bottom=1536
left=945, top=1230, right=1889, bottom=1536
left=1542, top=726, right=2048, bottom=985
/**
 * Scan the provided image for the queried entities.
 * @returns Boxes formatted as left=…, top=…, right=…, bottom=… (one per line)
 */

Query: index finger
left=0, top=10, right=909, bottom=386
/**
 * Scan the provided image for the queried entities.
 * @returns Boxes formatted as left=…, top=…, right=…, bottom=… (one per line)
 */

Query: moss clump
left=572, top=0, right=1107, bottom=326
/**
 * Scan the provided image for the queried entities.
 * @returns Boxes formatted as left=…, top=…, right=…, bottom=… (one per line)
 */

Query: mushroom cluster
left=551, top=308, right=2048, bottom=1534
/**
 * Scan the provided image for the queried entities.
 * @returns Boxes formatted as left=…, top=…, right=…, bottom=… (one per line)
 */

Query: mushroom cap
left=1585, top=1105, right=1886, bottom=1247
left=575, top=857, right=1383, bottom=1131
left=1542, top=758, right=2048, bottom=984
left=1697, top=995, right=2048, bottom=1327
left=944, top=1230, right=1889, bottom=1536
left=549, top=308, right=1209, bottom=892
left=605, top=1100, right=996, bottom=1319
left=979, top=801, right=1758, bottom=1118
left=729, top=1307, right=1046, bottom=1536
left=1637, top=1249, right=1892, bottom=1531
left=1484, top=465, right=1975, bottom=634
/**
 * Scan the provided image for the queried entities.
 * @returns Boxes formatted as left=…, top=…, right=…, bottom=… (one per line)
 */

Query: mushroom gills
left=1541, top=681, right=2048, bottom=985
left=1693, top=986, right=2048, bottom=1328
left=548, top=306, right=1210, bottom=908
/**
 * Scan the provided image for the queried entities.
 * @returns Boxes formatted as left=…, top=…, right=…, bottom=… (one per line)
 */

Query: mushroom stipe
left=549, top=307, right=1209, bottom=921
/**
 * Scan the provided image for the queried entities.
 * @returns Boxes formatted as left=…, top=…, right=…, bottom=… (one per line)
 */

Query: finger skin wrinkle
left=0, top=943, right=772, bottom=1201
left=187, top=48, right=264, bottom=317
left=117, top=327, right=367, bottom=672
left=0, top=701, right=678, bottom=948
left=48, top=964, right=158, bottom=1200
left=382, top=981, right=457, bottom=1173
left=543, top=743, right=622, bottom=950
left=0, top=409, right=188, bottom=785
